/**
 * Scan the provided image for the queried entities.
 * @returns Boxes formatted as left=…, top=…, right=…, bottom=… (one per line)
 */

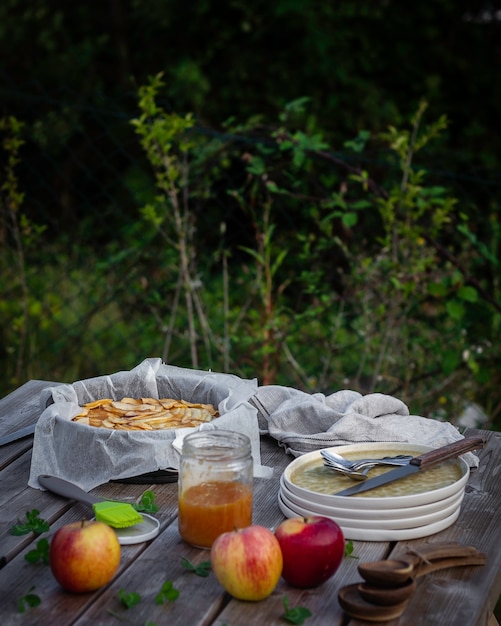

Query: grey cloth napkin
left=250, top=385, right=479, bottom=467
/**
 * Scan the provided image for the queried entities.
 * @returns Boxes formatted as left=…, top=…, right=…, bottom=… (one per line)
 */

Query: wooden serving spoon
left=338, top=584, right=410, bottom=622
left=358, top=578, right=417, bottom=606
left=358, top=542, right=486, bottom=586
left=338, top=543, right=487, bottom=622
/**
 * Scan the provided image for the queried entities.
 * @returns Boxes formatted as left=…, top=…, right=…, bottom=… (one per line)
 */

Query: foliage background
left=1, top=0, right=500, bottom=430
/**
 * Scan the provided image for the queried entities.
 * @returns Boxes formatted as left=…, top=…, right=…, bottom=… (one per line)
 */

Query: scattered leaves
left=18, top=587, right=41, bottom=613
left=10, top=509, right=50, bottom=536
left=181, top=557, right=211, bottom=577
left=282, top=596, right=311, bottom=624
left=118, top=588, right=142, bottom=609
left=133, top=490, right=159, bottom=514
left=24, top=538, right=50, bottom=565
left=155, top=580, right=179, bottom=604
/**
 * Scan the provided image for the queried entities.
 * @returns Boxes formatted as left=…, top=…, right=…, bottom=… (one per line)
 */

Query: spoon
left=320, top=450, right=353, bottom=467
left=320, top=450, right=412, bottom=468
left=338, top=584, right=410, bottom=622
left=348, top=455, right=413, bottom=471
left=323, top=464, right=373, bottom=481
left=357, top=578, right=416, bottom=606
left=322, top=456, right=413, bottom=480
left=321, top=450, right=412, bottom=471
left=339, top=543, right=486, bottom=621
left=358, top=543, right=487, bottom=587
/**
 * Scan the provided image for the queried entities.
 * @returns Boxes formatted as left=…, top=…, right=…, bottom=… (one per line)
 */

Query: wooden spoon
left=359, top=558, right=414, bottom=586
left=338, top=584, right=410, bottom=622
left=339, top=543, right=486, bottom=621
left=358, top=578, right=417, bottom=606
left=358, top=542, right=486, bottom=586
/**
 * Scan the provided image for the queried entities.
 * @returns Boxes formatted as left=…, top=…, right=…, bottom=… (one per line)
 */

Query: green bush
left=1, top=85, right=500, bottom=431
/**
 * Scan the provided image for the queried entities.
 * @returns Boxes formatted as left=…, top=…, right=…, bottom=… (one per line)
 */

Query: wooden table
left=0, top=380, right=500, bottom=626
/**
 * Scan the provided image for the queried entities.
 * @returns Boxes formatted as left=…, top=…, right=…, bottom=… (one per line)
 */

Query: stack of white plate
left=278, top=443, right=469, bottom=541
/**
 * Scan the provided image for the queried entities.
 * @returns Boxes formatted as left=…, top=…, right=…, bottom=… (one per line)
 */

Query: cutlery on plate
left=334, top=436, right=485, bottom=497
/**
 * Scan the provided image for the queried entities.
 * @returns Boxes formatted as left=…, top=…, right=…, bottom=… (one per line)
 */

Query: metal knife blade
left=0, top=423, right=36, bottom=447
left=335, top=436, right=486, bottom=497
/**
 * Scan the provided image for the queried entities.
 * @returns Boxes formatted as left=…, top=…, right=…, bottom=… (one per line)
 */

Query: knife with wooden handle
left=335, top=436, right=485, bottom=497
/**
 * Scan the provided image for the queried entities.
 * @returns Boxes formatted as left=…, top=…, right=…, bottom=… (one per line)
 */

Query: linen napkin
left=250, top=385, right=479, bottom=467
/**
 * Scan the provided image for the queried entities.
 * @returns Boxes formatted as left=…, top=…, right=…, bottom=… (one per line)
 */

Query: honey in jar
left=178, top=430, right=253, bottom=548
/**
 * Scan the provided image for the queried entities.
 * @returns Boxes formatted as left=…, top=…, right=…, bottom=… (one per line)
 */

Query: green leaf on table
left=133, top=490, right=159, bottom=514
left=118, top=588, right=142, bottom=609
left=10, top=509, right=50, bottom=535
left=155, top=580, right=179, bottom=604
left=344, top=540, right=357, bottom=558
left=181, top=556, right=211, bottom=577
left=282, top=596, right=312, bottom=624
left=18, top=587, right=41, bottom=613
left=24, top=538, right=50, bottom=565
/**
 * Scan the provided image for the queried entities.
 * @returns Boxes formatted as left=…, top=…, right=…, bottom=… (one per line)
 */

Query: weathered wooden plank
left=0, top=380, right=55, bottom=470
left=0, top=380, right=56, bottom=432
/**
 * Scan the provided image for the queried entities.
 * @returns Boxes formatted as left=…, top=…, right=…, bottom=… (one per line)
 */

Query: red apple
left=274, top=516, right=344, bottom=588
left=210, top=525, right=283, bottom=601
left=50, top=520, right=121, bottom=592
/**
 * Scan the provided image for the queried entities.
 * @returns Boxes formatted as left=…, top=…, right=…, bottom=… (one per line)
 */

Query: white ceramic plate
left=279, top=474, right=465, bottom=521
left=277, top=493, right=462, bottom=541
left=278, top=485, right=463, bottom=530
left=282, top=443, right=469, bottom=510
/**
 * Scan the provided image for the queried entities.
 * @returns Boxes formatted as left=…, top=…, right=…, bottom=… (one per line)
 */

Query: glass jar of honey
left=178, top=429, right=253, bottom=548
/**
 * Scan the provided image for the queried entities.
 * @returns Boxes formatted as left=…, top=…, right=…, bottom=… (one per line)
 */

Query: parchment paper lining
left=28, top=358, right=272, bottom=491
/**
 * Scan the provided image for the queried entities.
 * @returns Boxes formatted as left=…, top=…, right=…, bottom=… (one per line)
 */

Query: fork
left=321, top=451, right=412, bottom=481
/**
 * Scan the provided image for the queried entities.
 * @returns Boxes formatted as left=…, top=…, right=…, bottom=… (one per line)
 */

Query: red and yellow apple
left=50, top=520, right=121, bottom=592
left=274, top=516, right=344, bottom=588
left=210, top=525, right=283, bottom=601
